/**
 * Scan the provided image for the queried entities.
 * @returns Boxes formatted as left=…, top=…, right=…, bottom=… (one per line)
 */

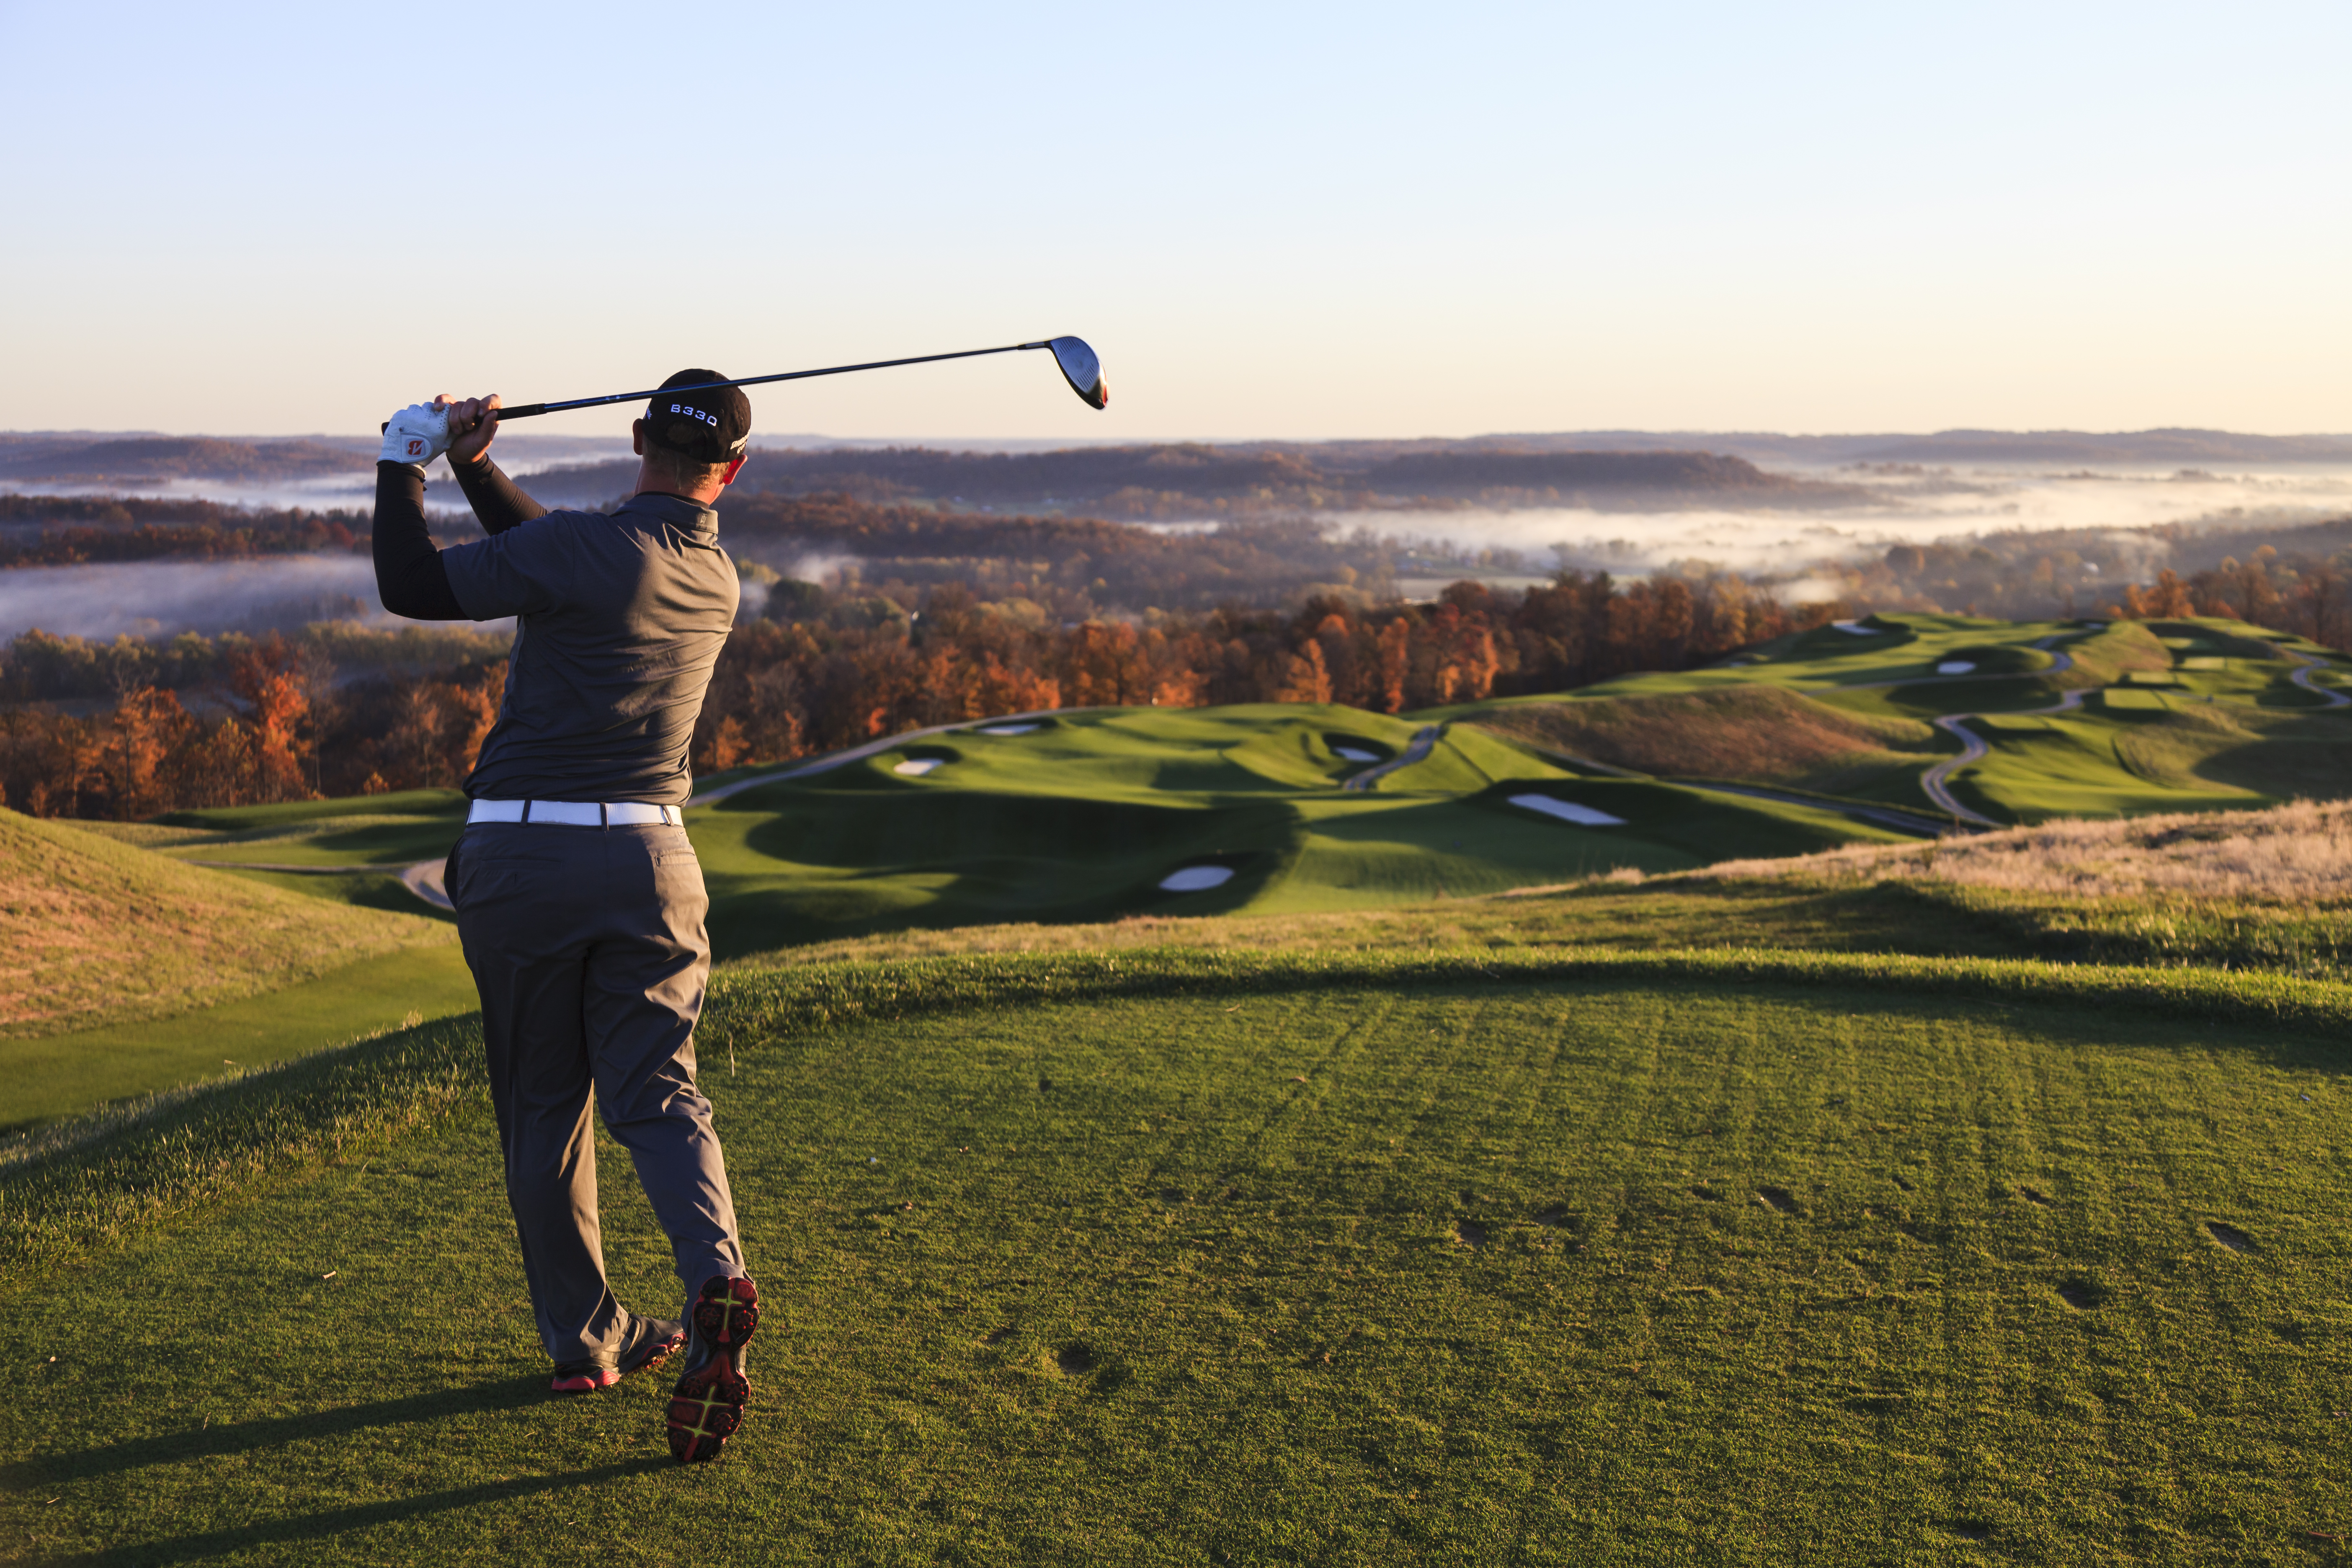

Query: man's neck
left=630, top=460, right=726, bottom=507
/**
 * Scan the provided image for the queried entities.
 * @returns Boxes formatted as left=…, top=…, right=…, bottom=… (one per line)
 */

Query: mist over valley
left=3, top=426, right=2348, bottom=642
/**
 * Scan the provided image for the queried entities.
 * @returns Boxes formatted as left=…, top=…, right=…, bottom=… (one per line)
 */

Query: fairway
left=0, top=945, right=478, bottom=1132
left=10, top=959, right=2347, bottom=1564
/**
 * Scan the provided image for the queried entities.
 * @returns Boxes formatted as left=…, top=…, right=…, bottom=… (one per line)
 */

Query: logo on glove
left=407, top=439, right=426, bottom=456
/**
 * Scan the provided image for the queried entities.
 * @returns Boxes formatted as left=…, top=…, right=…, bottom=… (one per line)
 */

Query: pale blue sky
left=2, top=2, right=2345, bottom=441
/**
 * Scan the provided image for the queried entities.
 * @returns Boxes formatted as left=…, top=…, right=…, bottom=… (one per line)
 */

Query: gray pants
left=448, top=821, right=745, bottom=1366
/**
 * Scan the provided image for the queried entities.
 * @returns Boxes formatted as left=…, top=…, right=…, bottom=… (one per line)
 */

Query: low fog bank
left=3, top=458, right=2349, bottom=645
left=1339, top=464, right=2352, bottom=575
left=0, top=558, right=393, bottom=641
left=0, top=432, right=633, bottom=514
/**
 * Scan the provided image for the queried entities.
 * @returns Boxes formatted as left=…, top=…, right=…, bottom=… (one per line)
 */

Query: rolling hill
left=0, top=805, right=470, bottom=1129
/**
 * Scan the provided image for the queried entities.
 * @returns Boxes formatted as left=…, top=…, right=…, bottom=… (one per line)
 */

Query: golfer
left=373, top=375, right=760, bottom=1464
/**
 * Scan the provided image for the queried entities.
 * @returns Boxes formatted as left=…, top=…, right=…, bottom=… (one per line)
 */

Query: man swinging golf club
left=373, top=374, right=760, bottom=1464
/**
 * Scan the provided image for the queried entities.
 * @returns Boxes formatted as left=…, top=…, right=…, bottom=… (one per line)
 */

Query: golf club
left=391, top=337, right=1107, bottom=432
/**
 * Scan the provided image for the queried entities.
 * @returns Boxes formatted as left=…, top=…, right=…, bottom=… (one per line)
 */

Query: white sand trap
left=1333, top=746, right=1380, bottom=763
left=892, top=758, right=942, bottom=776
left=1831, top=621, right=1880, bottom=635
left=1159, top=864, right=1237, bottom=892
left=977, top=723, right=1040, bottom=736
left=1936, top=660, right=1977, bottom=674
left=1509, top=794, right=1625, bottom=827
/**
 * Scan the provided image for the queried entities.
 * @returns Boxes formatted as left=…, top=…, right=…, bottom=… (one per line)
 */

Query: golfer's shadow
left=47, top=1459, right=663, bottom=1566
left=8, top=1373, right=594, bottom=1488
left=20, top=1374, right=673, bottom=1565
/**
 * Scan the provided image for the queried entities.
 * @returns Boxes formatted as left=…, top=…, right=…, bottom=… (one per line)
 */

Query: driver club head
left=1048, top=336, right=1108, bottom=409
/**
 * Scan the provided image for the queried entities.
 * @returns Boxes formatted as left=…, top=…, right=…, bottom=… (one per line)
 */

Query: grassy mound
left=1457, top=684, right=1937, bottom=793
left=6, top=950, right=2348, bottom=1562
left=0, top=807, right=454, bottom=1044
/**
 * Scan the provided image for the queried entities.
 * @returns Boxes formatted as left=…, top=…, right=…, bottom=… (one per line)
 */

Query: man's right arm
left=449, top=453, right=549, bottom=534
left=442, top=396, right=548, bottom=535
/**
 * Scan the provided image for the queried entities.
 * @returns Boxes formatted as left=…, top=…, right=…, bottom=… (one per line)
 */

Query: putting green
left=8, top=964, right=2346, bottom=1563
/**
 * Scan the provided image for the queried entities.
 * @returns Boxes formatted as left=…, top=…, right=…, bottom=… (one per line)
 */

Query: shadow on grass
left=54, top=1459, right=666, bottom=1566
left=5, top=1375, right=553, bottom=1488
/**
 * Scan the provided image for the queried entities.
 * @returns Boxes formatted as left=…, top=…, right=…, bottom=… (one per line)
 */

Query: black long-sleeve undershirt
left=372, top=452, right=549, bottom=620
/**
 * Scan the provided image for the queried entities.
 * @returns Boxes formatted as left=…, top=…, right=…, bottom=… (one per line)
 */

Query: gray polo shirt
left=442, top=492, right=738, bottom=807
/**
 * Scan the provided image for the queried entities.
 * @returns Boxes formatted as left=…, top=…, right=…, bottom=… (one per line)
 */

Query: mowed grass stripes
left=6, top=965, right=2347, bottom=1564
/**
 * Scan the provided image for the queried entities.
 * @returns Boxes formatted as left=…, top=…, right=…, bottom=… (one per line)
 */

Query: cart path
left=2286, top=649, right=2352, bottom=707
left=1919, top=690, right=2088, bottom=828
left=1341, top=725, right=1443, bottom=792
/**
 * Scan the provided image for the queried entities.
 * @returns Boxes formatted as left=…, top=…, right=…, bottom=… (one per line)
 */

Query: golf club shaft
left=491, top=341, right=1055, bottom=422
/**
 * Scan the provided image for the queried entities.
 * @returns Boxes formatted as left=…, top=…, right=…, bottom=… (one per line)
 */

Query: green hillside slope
left=0, top=807, right=455, bottom=1042
left=1438, top=612, right=2352, bottom=824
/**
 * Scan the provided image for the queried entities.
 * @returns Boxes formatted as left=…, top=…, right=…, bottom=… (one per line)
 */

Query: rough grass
left=1705, top=797, right=2352, bottom=901
left=0, top=807, right=455, bottom=1040
left=1457, top=685, right=1938, bottom=793
left=7, top=954, right=2351, bottom=1563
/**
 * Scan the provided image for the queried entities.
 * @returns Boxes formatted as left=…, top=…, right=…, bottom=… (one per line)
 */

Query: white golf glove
left=378, top=402, right=452, bottom=468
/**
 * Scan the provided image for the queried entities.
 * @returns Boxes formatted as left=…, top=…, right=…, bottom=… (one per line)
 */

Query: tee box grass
left=6, top=951, right=2349, bottom=1563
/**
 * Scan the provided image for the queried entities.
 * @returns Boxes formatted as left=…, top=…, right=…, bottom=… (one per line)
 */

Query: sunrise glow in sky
left=3, top=2, right=2345, bottom=441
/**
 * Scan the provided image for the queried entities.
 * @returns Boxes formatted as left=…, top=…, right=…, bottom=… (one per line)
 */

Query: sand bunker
left=1936, top=660, right=1977, bottom=674
left=1159, top=865, right=1237, bottom=892
left=1831, top=621, right=1880, bottom=635
left=1509, top=794, right=1626, bottom=827
left=892, top=758, right=943, bottom=776
left=1333, top=746, right=1380, bottom=763
left=977, top=724, right=1040, bottom=737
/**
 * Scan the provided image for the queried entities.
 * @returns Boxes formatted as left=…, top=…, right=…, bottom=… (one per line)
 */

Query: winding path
left=1918, top=691, right=2086, bottom=828
left=1341, top=725, right=1442, bottom=792
left=2285, top=649, right=2352, bottom=708
left=1908, top=637, right=2082, bottom=830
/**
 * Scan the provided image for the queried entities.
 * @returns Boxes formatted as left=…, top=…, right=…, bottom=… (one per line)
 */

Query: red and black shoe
left=550, top=1314, right=686, bottom=1395
left=666, top=1274, right=760, bottom=1463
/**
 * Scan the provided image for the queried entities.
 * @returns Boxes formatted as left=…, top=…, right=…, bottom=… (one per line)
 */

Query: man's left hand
left=379, top=399, right=454, bottom=467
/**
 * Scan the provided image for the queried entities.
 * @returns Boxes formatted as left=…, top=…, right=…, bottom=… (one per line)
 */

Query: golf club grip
left=377, top=403, right=547, bottom=436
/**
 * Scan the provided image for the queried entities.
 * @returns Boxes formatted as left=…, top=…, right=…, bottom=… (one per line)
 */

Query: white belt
left=467, top=799, right=680, bottom=828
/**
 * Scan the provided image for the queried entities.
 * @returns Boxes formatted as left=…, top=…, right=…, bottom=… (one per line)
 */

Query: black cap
left=645, top=370, right=751, bottom=464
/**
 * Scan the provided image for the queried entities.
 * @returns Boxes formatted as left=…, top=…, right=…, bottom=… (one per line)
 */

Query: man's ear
left=631, top=418, right=647, bottom=456
left=720, top=454, right=748, bottom=488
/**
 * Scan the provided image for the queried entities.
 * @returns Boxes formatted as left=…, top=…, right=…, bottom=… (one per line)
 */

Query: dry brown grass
left=1459, top=686, right=1937, bottom=792
left=1701, top=798, right=2352, bottom=901
left=0, top=809, right=454, bottom=1038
